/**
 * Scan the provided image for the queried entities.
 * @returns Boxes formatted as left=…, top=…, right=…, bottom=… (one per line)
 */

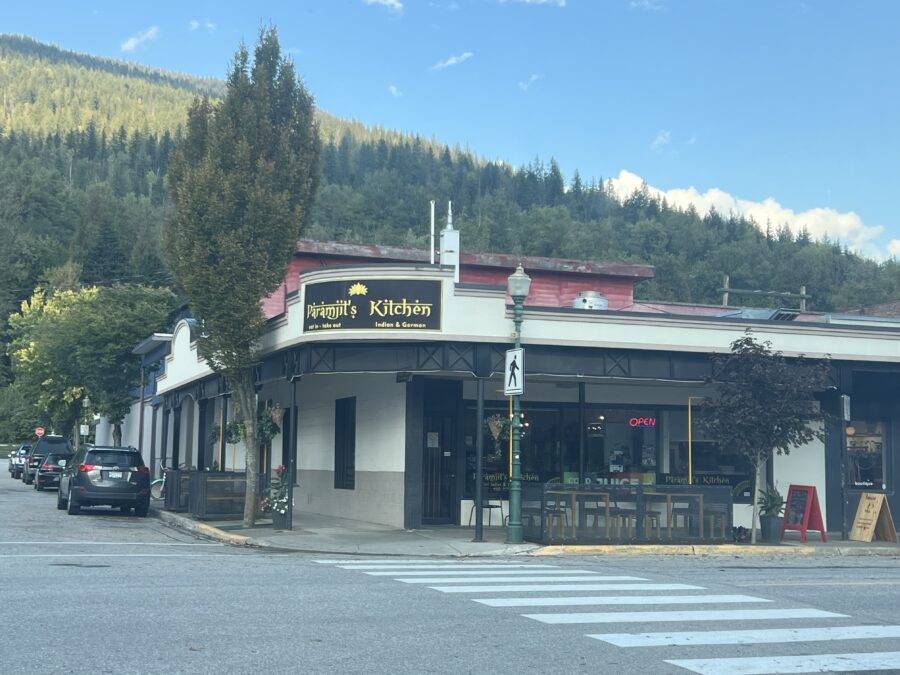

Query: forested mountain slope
left=2, top=33, right=899, bottom=340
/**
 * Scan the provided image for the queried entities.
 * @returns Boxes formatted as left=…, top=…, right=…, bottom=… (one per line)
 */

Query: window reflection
left=847, top=420, right=886, bottom=490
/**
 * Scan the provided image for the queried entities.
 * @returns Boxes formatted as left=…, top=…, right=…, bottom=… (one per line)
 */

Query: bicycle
left=150, top=460, right=186, bottom=500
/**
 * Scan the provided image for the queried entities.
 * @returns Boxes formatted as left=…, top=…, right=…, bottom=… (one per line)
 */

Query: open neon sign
left=629, top=417, right=656, bottom=428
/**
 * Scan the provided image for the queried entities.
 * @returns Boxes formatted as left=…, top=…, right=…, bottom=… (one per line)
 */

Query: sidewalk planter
left=187, top=471, right=271, bottom=520
left=163, top=469, right=190, bottom=512
left=759, top=514, right=784, bottom=543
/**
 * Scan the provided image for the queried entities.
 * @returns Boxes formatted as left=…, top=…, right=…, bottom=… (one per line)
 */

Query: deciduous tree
left=164, top=27, right=320, bottom=526
left=698, top=332, right=831, bottom=543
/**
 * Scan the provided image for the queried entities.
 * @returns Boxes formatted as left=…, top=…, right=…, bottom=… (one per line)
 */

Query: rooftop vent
left=770, top=308, right=800, bottom=321
left=573, top=291, right=609, bottom=310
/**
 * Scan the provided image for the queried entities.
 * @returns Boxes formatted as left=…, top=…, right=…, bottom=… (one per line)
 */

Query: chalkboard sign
left=781, top=484, right=826, bottom=543
left=785, top=488, right=809, bottom=527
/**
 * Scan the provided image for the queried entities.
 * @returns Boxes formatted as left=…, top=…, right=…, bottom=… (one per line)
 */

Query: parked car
left=57, top=445, right=150, bottom=516
left=34, top=451, right=73, bottom=491
left=22, top=436, right=73, bottom=485
left=8, top=444, right=30, bottom=479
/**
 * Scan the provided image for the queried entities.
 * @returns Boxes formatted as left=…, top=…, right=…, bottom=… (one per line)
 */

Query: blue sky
left=6, top=1, right=900, bottom=258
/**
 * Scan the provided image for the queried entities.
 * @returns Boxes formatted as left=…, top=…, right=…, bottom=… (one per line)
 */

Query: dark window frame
left=334, top=397, right=356, bottom=490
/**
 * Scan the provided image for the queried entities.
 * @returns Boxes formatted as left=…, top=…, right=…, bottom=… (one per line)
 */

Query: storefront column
left=578, top=382, right=586, bottom=481
left=473, top=378, right=486, bottom=542
left=403, top=377, right=425, bottom=529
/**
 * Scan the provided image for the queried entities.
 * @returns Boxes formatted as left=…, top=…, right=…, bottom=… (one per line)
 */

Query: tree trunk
left=113, top=423, right=122, bottom=447
left=750, top=458, right=762, bottom=545
left=233, top=372, right=259, bottom=527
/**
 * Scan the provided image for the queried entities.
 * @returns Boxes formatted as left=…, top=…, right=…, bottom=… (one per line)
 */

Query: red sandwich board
left=781, top=484, right=826, bottom=542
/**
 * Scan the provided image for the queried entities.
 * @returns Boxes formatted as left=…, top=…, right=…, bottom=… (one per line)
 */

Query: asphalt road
left=3, top=459, right=900, bottom=674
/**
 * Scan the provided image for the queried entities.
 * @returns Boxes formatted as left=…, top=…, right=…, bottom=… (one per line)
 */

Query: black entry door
left=422, top=414, right=455, bottom=523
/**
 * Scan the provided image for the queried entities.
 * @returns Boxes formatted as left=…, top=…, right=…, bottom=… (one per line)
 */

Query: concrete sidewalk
left=153, top=508, right=900, bottom=558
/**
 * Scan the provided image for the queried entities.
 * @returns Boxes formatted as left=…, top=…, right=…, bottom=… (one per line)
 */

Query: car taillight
left=78, top=464, right=97, bottom=472
left=134, top=466, right=149, bottom=474
left=30, top=458, right=40, bottom=465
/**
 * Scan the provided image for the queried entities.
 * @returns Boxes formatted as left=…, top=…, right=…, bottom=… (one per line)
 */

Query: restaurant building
left=107, top=231, right=900, bottom=540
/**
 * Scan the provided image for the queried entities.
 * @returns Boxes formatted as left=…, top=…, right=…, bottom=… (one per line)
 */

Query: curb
left=154, top=509, right=272, bottom=549
left=151, top=510, right=900, bottom=558
left=533, top=543, right=900, bottom=557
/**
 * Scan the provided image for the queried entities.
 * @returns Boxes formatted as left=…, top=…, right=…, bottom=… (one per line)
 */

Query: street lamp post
left=82, top=396, right=91, bottom=447
left=506, top=264, right=531, bottom=545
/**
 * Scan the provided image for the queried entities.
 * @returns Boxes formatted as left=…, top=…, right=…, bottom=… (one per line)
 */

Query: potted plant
left=259, top=464, right=291, bottom=529
left=757, top=484, right=785, bottom=543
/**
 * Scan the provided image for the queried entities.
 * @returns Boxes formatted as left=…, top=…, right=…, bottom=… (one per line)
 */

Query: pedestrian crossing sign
left=504, top=348, right=524, bottom=396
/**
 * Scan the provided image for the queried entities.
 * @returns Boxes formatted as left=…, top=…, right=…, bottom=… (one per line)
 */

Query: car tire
left=35, top=475, right=42, bottom=491
left=56, top=487, right=66, bottom=510
left=24, top=472, right=33, bottom=485
left=119, top=505, right=132, bottom=515
left=135, top=501, right=149, bottom=517
left=66, top=487, right=80, bottom=515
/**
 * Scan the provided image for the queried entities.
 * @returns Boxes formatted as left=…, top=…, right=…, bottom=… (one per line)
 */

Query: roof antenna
left=439, top=200, right=460, bottom=284
left=430, top=200, right=435, bottom=265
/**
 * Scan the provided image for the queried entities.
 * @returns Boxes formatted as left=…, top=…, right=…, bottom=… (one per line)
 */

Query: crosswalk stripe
left=665, top=651, right=900, bottom=674
left=477, top=594, right=769, bottom=608
left=399, top=575, right=641, bottom=584
left=524, top=608, right=847, bottom=624
left=366, top=568, right=593, bottom=576
left=431, top=583, right=703, bottom=594
left=590, top=624, right=900, bottom=647
left=314, top=559, right=488, bottom=564
left=338, top=562, right=556, bottom=570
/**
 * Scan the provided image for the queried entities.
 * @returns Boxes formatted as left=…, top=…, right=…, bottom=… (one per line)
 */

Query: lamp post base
left=506, top=524, right=523, bottom=545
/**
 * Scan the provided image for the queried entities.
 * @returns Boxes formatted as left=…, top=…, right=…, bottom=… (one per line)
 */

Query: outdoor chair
left=467, top=490, right=505, bottom=526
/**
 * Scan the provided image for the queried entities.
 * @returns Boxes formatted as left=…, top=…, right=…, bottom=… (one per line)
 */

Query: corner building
left=119, top=239, right=900, bottom=539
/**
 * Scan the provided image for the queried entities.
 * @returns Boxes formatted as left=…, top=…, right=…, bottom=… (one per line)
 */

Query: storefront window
left=846, top=420, right=887, bottom=490
left=581, top=408, right=658, bottom=486
left=464, top=402, right=751, bottom=499
left=660, top=410, right=752, bottom=502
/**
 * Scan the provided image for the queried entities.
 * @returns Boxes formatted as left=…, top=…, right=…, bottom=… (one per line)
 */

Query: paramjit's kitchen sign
left=303, top=279, right=441, bottom=332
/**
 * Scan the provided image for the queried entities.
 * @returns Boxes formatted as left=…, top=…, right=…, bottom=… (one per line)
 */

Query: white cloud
left=608, top=169, right=887, bottom=259
left=365, top=0, right=403, bottom=10
left=189, top=19, right=216, bottom=32
left=500, top=0, right=566, bottom=6
left=121, top=26, right=159, bottom=52
left=518, top=73, right=542, bottom=91
left=433, top=51, right=473, bottom=70
left=388, top=84, right=402, bottom=97
left=630, top=0, right=664, bottom=9
left=650, top=129, right=671, bottom=152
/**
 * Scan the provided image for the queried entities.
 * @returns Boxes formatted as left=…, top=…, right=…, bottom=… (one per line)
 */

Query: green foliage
left=757, top=484, right=785, bottom=517
left=698, top=332, right=831, bottom=470
left=6, top=285, right=177, bottom=434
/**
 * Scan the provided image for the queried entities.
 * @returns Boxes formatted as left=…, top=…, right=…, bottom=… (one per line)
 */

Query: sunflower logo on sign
left=348, top=283, right=368, bottom=296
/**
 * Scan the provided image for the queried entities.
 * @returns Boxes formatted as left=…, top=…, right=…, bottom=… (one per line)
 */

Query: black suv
left=35, top=451, right=74, bottom=491
left=22, top=436, right=73, bottom=485
left=58, top=445, right=150, bottom=516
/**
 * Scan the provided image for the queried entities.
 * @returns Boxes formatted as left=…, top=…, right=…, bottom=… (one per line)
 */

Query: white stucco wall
left=295, top=372, right=406, bottom=526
